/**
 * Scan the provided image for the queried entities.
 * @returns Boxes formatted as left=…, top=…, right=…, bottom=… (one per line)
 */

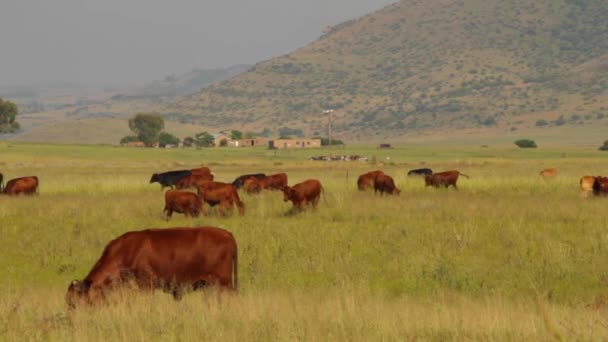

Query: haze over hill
left=171, top=0, right=608, bottom=142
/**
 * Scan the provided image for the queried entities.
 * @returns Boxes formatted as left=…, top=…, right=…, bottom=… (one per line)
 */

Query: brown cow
left=242, top=177, right=262, bottom=194
left=282, top=179, right=323, bottom=209
left=191, top=167, right=213, bottom=176
left=3, top=176, right=39, bottom=196
left=357, top=170, right=384, bottom=191
left=593, top=176, right=608, bottom=196
left=175, top=173, right=214, bottom=190
left=425, top=171, right=469, bottom=189
left=540, top=168, right=558, bottom=180
left=374, top=174, right=400, bottom=195
left=197, top=181, right=245, bottom=216
left=163, top=190, right=202, bottom=220
left=65, top=226, right=238, bottom=307
left=258, top=173, right=288, bottom=191
left=580, top=176, right=596, bottom=197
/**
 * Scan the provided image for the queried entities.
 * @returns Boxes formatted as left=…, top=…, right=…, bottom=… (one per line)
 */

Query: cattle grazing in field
left=163, top=190, right=202, bottom=220
left=407, top=168, right=433, bottom=177
left=425, top=171, right=469, bottom=189
left=3, top=176, right=39, bottom=195
left=580, top=176, right=596, bottom=197
left=65, top=227, right=238, bottom=307
left=231, top=173, right=266, bottom=189
left=282, top=179, right=323, bottom=209
left=258, top=173, right=288, bottom=191
left=175, top=173, right=215, bottom=190
left=150, top=170, right=191, bottom=190
left=357, top=170, right=384, bottom=191
left=374, top=174, right=400, bottom=195
left=593, top=177, right=608, bottom=196
left=539, top=168, right=558, bottom=180
left=197, top=181, right=245, bottom=216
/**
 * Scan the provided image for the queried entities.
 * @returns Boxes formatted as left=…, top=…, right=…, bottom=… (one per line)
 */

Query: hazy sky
left=0, top=0, right=396, bottom=87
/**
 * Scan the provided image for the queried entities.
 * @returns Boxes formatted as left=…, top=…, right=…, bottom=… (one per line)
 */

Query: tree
left=599, top=140, right=608, bottom=151
left=219, top=138, right=228, bottom=147
left=158, top=132, right=180, bottom=147
left=514, top=139, right=537, bottom=148
left=120, top=135, right=139, bottom=144
left=194, top=132, right=214, bottom=148
left=0, top=98, right=20, bottom=133
left=230, top=130, right=243, bottom=140
left=182, top=136, right=195, bottom=147
left=128, top=113, right=164, bottom=146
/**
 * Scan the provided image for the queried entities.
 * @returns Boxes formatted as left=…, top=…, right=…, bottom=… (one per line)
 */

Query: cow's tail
left=459, top=172, right=470, bottom=179
left=233, top=242, right=238, bottom=291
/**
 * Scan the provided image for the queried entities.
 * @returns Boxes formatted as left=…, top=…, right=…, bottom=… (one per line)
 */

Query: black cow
left=407, top=168, right=433, bottom=177
left=231, top=173, right=266, bottom=189
left=150, top=170, right=192, bottom=190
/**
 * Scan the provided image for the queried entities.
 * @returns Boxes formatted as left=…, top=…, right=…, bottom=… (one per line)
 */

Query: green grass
left=1, top=142, right=608, bottom=340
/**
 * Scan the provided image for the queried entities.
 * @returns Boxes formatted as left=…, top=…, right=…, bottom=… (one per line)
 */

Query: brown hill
left=171, top=0, right=608, bottom=142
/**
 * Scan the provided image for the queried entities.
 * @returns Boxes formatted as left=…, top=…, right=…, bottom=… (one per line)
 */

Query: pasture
left=1, top=142, right=608, bottom=340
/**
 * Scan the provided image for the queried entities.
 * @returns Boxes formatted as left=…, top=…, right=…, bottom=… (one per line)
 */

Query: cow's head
left=65, top=279, right=92, bottom=309
left=424, top=175, right=433, bottom=186
left=149, top=173, right=159, bottom=183
left=281, top=186, right=295, bottom=202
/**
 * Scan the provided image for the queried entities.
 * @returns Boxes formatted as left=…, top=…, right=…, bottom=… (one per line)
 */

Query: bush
left=599, top=140, right=608, bottom=151
left=158, top=132, right=180, bottom=147
left=514, top=139, right=537, bottom=148
left=119, top=135, right=139, bottom=144
left=535, top=119, right=548, bottom=127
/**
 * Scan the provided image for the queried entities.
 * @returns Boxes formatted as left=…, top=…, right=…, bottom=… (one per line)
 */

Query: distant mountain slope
left=171, top=0, right=608, bottom=141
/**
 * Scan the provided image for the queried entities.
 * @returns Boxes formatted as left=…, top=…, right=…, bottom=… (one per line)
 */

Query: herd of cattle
left=2, top=166, right=608, bottom=308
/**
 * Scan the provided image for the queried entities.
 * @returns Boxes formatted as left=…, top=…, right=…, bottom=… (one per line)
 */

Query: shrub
left=535, top=119, right=548, bottom=127
left=514, top=139, right=537, bottom=148
left=599, top=140, right=608, bottom=151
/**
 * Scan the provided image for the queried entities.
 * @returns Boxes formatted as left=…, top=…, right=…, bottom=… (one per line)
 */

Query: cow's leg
left=312, top=195, right=320, bottom=208
left=165, top=208, right=173, bottom=221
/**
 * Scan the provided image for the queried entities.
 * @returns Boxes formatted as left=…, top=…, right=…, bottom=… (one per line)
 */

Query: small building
left=268, top=138, right=322, bottom=149
left=236, top=138, right=268, bottom=147
left=212, top=134, right=232, bottom=147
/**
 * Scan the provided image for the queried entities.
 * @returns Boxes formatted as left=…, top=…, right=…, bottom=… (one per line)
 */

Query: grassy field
left=1, top=142, right=608, bottom=340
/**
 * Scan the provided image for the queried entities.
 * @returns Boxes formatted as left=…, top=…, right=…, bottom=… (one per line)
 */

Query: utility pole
left=323, top=109, right=334, bottom=147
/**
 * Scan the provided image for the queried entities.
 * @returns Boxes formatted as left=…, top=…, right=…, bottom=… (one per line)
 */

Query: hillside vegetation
left=172, top=0, right=608, bottom=141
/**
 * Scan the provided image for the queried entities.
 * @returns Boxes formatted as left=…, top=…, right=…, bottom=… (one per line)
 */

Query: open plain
left=1, top=142, right=608, bottom=340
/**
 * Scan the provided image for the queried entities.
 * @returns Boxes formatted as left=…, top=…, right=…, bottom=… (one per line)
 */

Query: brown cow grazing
left=242, top=177, right=262, bottom=194
left=3, top=176, right=39, bottom=196
left=282, top=179, right=323, bottom=209
left=357, top=170, right=384, bottom=191
left=593, top=176, right=608, bottom=196
left=580, top=176, right=596, bottom=197
left=258, top=173, right=288, bottom=191
left=175, top=173, right=215, bottom=190
left=540, top=168, right=558, bottom=180
left=374, top=174, right=400, bottom=195
left=65, top=226, right=238, bottom=307
left=163, top=190, right=202, bottom=220
left=197, top=181, right=245, bottom=216
left=425, top=171, right=469, bottom=189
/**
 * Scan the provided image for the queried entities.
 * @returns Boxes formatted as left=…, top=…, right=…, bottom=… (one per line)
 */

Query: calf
left=374, top=174, right=400, bottom=195
left=242, top=177, right=262, bottom=194
left=282, top=179, right=323, bottom=209
left=232, top=173, right=266, bottom=189
left=425, top=170, right=469, bottom=189
left=66, top=226, right=238, bottom=307
left=258, top=173, right=288, bottom=191
left=197, top=181, right=245, bottom=216
left=163, top=190, right=202, bottom=220
left=357, top=170, right=384, bottom=191
left=3, top=176, right=39, bottom=195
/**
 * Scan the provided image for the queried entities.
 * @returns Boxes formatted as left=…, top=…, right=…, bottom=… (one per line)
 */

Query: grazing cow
left=593, top=176, right=608, bottom=196
left=150, top=170, right=191, bottom=190
left=231, top=173, right=266, bottom=189
left=242, top=178, right=262, bottom=194
left=357, top=170, right=384, bottom=191
left=282, top=179, right=323, bottom=209
left=175, top=173, right=214, bottom=190
left=197, top=181, right=245, bottom=216
left=425, top=170, right=469, bottom=189
left=374, top=174, right=400, bottom=195
left=163, top=190, right=202, bottom=220
left=258, top=173, right=288, bottom=191
left=540, top=168, right=558, bottom=180
left=65, top=226, right=238, bottom=307
left=3, top=176, right=39, bottom=195
left=407, top=168, right=433, bottom=177
left=580, top=176, right=596, bottom=197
